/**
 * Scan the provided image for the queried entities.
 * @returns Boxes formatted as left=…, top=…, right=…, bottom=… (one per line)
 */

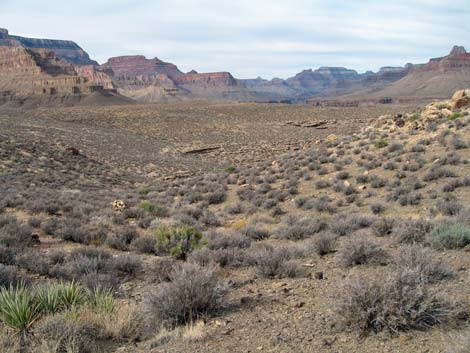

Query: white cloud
left=0, top=0, right=468, bottom=78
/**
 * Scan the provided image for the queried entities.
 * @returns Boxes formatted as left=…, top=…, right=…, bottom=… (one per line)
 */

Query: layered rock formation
left=0, top=28, right=96, bottom=65
left=0, top=44, right=125, bottom=107
left=100, top=55, right=184, bottom=80
left=242, top=65, right=414, bottom=101
left=1, top=27, right=468, bottom=105
left=360, top=46, right=470, bottom=99
left=100, top=55, right=255, bottom=102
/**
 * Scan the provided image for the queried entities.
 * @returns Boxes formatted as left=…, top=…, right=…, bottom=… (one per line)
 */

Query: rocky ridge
left=100, top=55, right=255, bottom=102
left=0, top=28, right=97, bottom=65
left=0, top=27, right=469, bottom=105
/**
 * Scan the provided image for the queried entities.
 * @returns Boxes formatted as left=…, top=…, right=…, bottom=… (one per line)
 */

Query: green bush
left=449, top=112, right=463, bottom=120
left=0, top=283, right=41, bottom=333
left=155, top=225, right=204, bottom=260
left=428, top=222, right=470, bottom=249
left=374, top=138, right=388, bottom=149
left=138, top=201, right=168, bottom=217
left=225, top=166, right=236, bottom=173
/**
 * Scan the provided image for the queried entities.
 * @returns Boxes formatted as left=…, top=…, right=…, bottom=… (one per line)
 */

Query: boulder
left=452, top=89, right=470, bottom=109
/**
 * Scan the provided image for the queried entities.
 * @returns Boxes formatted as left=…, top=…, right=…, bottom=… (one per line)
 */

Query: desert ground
left=0, top=98, right=470, bottom=353
left=5, top=102, right=418, bottom=176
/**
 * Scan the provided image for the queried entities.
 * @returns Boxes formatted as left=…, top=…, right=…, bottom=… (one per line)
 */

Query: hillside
left=342, top=46, right=470, bottom=101
left=0, top=90, right=469, bottom=352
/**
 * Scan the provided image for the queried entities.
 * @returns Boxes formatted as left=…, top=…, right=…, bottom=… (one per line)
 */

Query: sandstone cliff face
left=0, top=28, right=97, bottom=66
left=101, top=55, right=255, bottom=102
left=0, top=44, right=117, bottom=105
left=75, top=65, right=114, bottom=89
left=100, top=55, right=184, bottom=81
left=412, top=46, right=470, bottom=73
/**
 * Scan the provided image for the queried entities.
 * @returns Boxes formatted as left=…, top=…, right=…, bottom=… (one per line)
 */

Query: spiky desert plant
left=35, top=284, right=62, bottom=314
left=0, top=283, right=41, bottom=333
left=87, top=286, right=115, bottom=314
left=56, top=281, right=85, bottom=310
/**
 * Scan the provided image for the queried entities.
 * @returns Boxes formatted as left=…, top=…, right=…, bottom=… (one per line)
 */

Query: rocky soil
left=0, top=92, right=469, bottom=353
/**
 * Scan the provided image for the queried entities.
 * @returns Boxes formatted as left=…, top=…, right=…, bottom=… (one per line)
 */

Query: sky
left=1, top=0, right=469, bottom=79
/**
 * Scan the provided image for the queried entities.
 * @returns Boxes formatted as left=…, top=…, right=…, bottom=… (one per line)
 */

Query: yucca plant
left=56, top=281, right=85, bottom=310
left=88, top=286, right=115, bottom=314
left=35, top=284, right=62, bottom=314
left=0, top=283, right=41, bottom=333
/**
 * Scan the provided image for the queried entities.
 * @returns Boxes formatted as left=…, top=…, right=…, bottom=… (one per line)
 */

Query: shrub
left=315, top=180, right=331, bottom=189
left=0, top=265, right=25, bottom=288
left=190, top=247, right=246, bottom=268
left=146, top=263, right=224, bottom=326
left=0, top=246, right=14, bottom=265
left=396, top=218, right=433, bottom=244
left=374, top=138, right=388, bottom=148
left=393, top=245, right=454, bottom=284
left=436, top=198, right=462, bottom=216
left=335, top=274, right=455, bottom=335
left=27, top=217, right=42, bottom=228
left=131, top=235, right=157, bottom=254
left=370, top=203, right=386, bottom=215
left=114, top=255, right=142, bottom=275
left=55, top=220, right=87, bottom=243
left=370, top=176, right=387, bottom=189
left=314, top=197, right=337, bottom=214
left=336, top=171, right=350, bottom=180
left=241, top=225, right=271, bottom=241
left=450, top=136, right=468, bottom=150
left=372, top=218, right=394, bottom=237
left=107, top=227, right=138, bottom=251
left=250, top=246, right=305, bottom=278
left=330, top=213, right=376, bottom=236
left=155, top=225, right=204, bottom=260
left=34, top=312, right=101, bottom=353
left=224, top=203, right=244, bottom=215
left=15, top=253, right=49, bottom=275
left=275, top=216, right=327, bottom=240
left=41, top=218, right=59, bottom=235
left=311, top=233, right=337, bottom=256
left=338, top=237, right=388, bottom=267
left=423, top=167, right=457, bottom=182
left=0, top=222, right=36, bottom=248
left=398, top=192, right=422, bottom=206
left=206, top=190, right=226, bottom=205
left=138, top=202, right=169, bottom=217
left=205, top=231, right=251, bottom=250
left=428, top=222, right=470, bottom=249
